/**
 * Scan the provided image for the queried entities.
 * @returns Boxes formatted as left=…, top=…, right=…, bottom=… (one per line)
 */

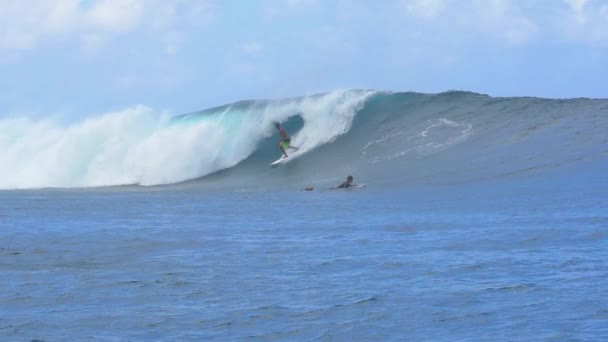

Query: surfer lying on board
left=275, top=123, right=298, bottom=158
left=334, top=175, right=357, bottom=189
left=304, top=176, right=362, bottom=191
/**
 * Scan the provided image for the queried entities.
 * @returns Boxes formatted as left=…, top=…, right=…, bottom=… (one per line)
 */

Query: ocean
left=1, top=90, right=607, bottom=340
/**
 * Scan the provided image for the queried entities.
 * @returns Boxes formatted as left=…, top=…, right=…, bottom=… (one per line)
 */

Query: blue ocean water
left=1, top=90, right=608, bottom=340
left=2, top=169, right=607, bottom=341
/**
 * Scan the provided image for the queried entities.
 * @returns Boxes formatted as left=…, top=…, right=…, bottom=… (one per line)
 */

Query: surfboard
left=270, top=155, right=289, bottom=166
left=336, top=183, right=366, bottom=189
left=270, top=147, right=301, bottom=167
left=303, top=184, right=366, bottom=191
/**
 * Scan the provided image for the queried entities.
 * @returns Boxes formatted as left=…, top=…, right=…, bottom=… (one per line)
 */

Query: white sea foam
left=362, top=118, right=473, bottom=164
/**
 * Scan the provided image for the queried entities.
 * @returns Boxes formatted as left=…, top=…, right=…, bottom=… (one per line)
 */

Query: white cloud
left=471, top=0, right=539, bottom=45
left=286, top=0, right=319, bottom=8
left=556, top=0, right=608, bottom=45
left=264, top=0, right=319, bottom=18
left=45, top=0, right=81, bottom=33
left=0, top=31, right=36, bottom=51
left=401, top=0, right=446, bottom=19
left=566, top=0, right=588, bottom=12
left=87, top=0, right=144, bottom=33
left=0, top=0, right=214, bottom=54
left=397, top=0, right=608, bottom=46
left=395, top=0, right=539, bottom=45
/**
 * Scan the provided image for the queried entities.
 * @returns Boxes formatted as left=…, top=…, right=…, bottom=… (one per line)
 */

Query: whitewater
left=2, top=89, right=607, bottom=341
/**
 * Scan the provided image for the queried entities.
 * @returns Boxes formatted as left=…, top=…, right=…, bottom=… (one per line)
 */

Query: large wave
left=1, top=89, right=607, bottom=190
left=0, top=90, right=373, bottom=189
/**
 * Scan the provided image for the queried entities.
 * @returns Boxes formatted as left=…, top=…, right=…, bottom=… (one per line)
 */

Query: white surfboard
left=270, top=155, right=289, bottom=166
left=270, top=147, right=301, bottom=167
left=303, top=183, right=366, bottom=191
left=336, top=183, right=366, bottom=189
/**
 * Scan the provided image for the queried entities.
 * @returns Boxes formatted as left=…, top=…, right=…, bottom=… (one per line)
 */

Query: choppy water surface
left=1, top=174, right=607, bottom=341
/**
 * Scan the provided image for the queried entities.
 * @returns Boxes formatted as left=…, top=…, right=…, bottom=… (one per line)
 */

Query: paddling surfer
left=334, top=175, right=357, bottom=189
left=304, top=176, right=362, bottom=191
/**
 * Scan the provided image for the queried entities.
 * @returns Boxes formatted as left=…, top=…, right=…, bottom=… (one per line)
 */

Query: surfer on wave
left=275, top=122, right=298, bottom=158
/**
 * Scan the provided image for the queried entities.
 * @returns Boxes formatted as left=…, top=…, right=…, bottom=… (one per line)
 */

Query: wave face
left=1, top=90, right=607, bottom=190
left=0, top=90, right=372, bottom=189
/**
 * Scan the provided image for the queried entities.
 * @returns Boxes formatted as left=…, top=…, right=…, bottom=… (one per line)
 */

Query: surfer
left=334, top=175, right=357, bottom=189
left=304, top=176, right=361, bottom=191
left=275, top=123, right=297, bottom=158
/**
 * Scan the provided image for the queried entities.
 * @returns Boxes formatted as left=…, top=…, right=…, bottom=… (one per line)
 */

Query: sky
left=1, top=0, right=607, bottom=118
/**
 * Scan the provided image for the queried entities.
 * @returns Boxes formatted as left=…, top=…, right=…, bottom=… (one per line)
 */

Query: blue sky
left=1, top=0, right=607, bottom=118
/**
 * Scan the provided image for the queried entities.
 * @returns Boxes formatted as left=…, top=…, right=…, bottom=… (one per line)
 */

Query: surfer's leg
left=279, top=141, right=288, bottom=158
left=284, top=138, right=298, bottom=150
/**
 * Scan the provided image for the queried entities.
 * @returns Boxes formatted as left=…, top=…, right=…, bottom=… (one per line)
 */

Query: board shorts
left=280, top=138, right=291, bottom=149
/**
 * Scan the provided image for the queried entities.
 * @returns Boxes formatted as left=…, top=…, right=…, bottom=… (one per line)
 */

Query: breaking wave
left=1, top=89, right=607, bottom=190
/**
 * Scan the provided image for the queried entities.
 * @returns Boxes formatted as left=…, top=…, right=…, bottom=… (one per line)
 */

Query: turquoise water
left=2, top=168, right=607, bottom=341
